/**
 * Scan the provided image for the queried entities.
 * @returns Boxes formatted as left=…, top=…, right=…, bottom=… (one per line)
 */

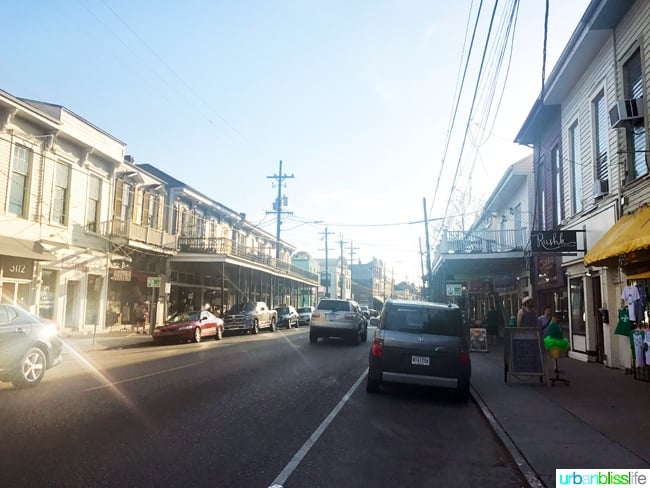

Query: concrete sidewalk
left=470, top=343, right=650, bottom=487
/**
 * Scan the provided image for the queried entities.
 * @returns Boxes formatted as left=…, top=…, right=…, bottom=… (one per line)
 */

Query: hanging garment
left=622, top=285, right=640, bottom=321
left=615, top=308, right=631, bottom=336
left=632, top=330, right=645, bottom=366
left=637, top=285, right=647, bottom=324
left=645, top=330, right=650, bottom=365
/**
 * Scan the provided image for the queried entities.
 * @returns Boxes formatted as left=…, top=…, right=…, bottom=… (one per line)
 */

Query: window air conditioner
left=609, top=97, right=645, bottom=128
left=593, top=178, right=609, bottom=198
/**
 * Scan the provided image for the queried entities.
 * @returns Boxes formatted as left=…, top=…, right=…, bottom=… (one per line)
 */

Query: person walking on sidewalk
left=517, top=296, right=537, bottom=327
left=538, top=307, right=553, bottom=337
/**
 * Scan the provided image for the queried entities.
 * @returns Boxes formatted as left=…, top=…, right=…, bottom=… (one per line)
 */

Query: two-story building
left=516, top=0, right=650, bottom=369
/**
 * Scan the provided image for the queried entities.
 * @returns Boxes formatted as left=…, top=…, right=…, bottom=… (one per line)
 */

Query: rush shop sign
left=530, top=230, right=581, bottom=254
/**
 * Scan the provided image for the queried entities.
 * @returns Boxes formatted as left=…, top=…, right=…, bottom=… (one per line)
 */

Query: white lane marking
left=84, top=362, right=204, bottom=392
left=269, top=368, right=368, bottom=488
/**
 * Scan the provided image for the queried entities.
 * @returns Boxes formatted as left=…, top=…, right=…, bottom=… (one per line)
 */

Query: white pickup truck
left=223, top=302, right=277, bottom=334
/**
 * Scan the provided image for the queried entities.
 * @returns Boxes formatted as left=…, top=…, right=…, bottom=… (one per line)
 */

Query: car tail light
left=343, top=313, right=356, bottom=321
left=312, top=312, right=321, bottom=318
left=459, top=351, right=470, bottom=366
left=371, top=337, right=383, bottom=357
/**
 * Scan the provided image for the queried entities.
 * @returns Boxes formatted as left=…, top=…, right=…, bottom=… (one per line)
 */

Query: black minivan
left=367, top=298, right=471, bottom=401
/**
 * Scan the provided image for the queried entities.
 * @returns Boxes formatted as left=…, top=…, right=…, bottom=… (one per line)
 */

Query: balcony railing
left=107, top=218, right=178, bottom=251
left=438, top=229, right=528, bottom=254
left=177, top=236, right=319, bottom=283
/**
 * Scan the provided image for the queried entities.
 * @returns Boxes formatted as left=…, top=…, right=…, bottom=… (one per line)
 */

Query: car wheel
left=193, top=327, right=202, bottom=343
left=351, top=330, right=361, bottom=345
left=270, top=317, right=277, bottom=332
left=456, top=382, right=470, bottom=403
left=12, top=347, right=47, bottom=388
left=309, top=330, right=318, bottom=343
left=215, top=326, right=223, bottom=340
left=252, top=320, right=260, bottom=334
left=366, top=377, right=381, bottom=393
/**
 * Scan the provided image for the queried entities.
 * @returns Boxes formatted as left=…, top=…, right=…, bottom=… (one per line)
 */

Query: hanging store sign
left=147, top=276, right=161, bottom=288
left=530, top=230, right=581, bottom=254
left=111, top=269, right=132, bottom=282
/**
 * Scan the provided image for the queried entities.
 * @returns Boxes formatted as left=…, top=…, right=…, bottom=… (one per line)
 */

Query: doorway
left=592, top=276, right=605, bottom=363
left=65, top=280, right=80, bottom=330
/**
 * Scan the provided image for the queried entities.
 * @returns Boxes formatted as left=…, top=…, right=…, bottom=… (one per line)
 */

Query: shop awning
left=584, top=205, right=650, bottom=267
left=0, top=237, right=56, bottom=261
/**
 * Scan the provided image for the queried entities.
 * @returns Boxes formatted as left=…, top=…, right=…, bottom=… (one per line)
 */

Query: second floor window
left=552, top=145, right=563, bottom=226
left=9, top=145, right=31, bottom=217
left=86, top=175, right=101, bottom=233
left=52, top=162, right=70, bottom=225
left=114, top=180, right=133, bottom=221
left=569, top=122, right=582, bottom=214
left=623, top=48, right=648, bottom=180
left=593, top=91, right=609, bottom=189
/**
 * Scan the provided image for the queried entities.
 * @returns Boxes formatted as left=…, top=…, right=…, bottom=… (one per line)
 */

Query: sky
left=3, top=0, right=592, bottom=284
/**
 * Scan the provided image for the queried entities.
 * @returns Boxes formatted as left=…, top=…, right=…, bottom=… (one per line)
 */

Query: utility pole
left=423, top=197, right=433, bottom=301
left=347, top=241, right=359, bottom=266
left=319, top=227, right=334, bottom=298
left=338, top=234, right=348, bottom=299
left=419, top=237, right=426, bottom=300
left=266, top=160, right=294, bottom=259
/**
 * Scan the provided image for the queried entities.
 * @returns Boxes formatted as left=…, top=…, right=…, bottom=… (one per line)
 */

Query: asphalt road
left=0, top=327, right=525, bottom=488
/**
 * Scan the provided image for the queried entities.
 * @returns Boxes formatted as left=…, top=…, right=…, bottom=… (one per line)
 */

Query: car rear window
left=383, top=306, right=461, bottom=336
left=276, top=307, right=289, bottom=314
left=317, top=300, right=350, bottom=312
left=298, top=307, right=311, bottom=313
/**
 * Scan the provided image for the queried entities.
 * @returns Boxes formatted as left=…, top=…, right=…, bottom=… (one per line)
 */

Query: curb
left=470, top=385, right=545, bottom=488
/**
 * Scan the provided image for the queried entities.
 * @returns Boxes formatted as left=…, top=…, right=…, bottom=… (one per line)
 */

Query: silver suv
left=309, top=299, right=367, bottom=345
left=367, top=299, right=471, bottom=401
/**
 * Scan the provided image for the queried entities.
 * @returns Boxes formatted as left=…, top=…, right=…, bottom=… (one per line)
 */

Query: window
left=593, top=91, right=609, bottom=189
left=9, top=145, right=31, bottom=217
left=149, top=194, right=160, bottom=229
left=552, top=145, right=563, bottom=225
left=52, top=162, right=70, bottom=225
left=113, top=180, right=133, bottom=222
left=569, top=277, right=585, bottom=335
left=569, top=122, right=582, bottom=214
left=623, top=49, right=648, bottom=180
left=383, top=305, right=462, bottom=336
left=86, top=175, right=101, bottom=232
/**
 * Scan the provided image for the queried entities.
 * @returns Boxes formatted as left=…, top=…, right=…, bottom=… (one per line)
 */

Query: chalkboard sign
left=504, top=327, right=547, bottom=383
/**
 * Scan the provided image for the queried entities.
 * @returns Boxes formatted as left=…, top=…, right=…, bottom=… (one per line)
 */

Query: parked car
left=367, top=298, right=471, bottom=401
left=153, top=310, right=224, bottom=344
left=369, top=308, right=380, bottom=317
left=359, top=305, right=370, bottom=319
left=223, top=302, right=277, bottom=334
left=310, top=299, right=367, bottom=345
left=0, top=304, right=62, bottom=388
left=275, top=305, right=299, bottom=329
left=297, top=306, right=314, bottom=325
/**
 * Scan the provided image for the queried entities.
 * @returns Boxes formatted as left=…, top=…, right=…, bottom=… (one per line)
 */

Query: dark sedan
left=275, top=306, right=298, bottom=329
left=0, top=304, right=63, bottom=388
left=153, top=310, right=224, bottom=345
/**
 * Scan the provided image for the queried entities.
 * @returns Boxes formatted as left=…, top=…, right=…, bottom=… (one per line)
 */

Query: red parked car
left=153, top=310, right=224, bottom=345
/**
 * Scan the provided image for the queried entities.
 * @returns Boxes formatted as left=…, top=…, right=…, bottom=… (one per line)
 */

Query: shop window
left=39, top=269, right=58, bottom=319
left=570, top=277, right=586, bottom=335
left=85, top=275, right=103, bottom=325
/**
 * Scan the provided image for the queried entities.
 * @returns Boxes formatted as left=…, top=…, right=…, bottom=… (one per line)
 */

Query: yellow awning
left=584, top=205, right=650, bottom=267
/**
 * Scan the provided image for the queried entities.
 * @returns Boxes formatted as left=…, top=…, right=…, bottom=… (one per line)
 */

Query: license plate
left=411, top=355, right=430, bottom=366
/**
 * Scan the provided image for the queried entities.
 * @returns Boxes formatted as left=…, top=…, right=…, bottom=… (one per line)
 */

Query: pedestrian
left=517, top=296, right=537, bottom=327
left=538, top=307, right=553, bottom=337
left=135, top=302, right=148, bottom=334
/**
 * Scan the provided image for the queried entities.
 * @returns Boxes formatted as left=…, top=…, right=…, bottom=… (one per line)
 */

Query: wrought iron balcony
left=438, top=228, right=528, bottom=255
left=177, top=236, right=319, bottom=283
